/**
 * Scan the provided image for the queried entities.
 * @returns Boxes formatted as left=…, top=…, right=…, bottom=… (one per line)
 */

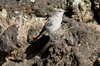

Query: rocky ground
left=0, top=0, right=100, bottom=66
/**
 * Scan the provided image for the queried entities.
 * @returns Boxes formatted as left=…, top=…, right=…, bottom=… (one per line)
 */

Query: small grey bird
left=36, top=8, right=65, bottom=40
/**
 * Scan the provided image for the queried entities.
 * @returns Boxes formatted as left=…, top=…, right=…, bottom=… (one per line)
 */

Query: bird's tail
left=35, top=27, right=46, bottom=40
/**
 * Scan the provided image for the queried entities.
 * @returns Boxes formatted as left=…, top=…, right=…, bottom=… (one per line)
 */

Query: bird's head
left=53, top=8, right=65, bottom=17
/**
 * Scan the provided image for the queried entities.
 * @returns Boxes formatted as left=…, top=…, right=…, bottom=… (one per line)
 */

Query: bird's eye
left=59, top=11, right=61, bottom=12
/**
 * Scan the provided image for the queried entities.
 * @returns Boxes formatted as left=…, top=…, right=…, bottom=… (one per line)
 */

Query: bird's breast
left=46, top=19, right=62, bottom=33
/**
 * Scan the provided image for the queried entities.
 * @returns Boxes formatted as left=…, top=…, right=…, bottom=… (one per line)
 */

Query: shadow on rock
left=25, top=35, right=50, bottom=59
left=0, top=57, right=6, bottom=66
left=90, top=0, right=100, bottom=24
left=93, top=60, right=100, bottom=66
left=93, top=53, right=100, bottom=66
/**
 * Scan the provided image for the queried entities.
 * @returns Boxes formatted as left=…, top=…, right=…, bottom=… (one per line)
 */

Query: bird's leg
left=49, top=34, right=59, bottom=42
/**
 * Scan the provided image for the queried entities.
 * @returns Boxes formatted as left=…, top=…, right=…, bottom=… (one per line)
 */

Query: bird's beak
left=64, top=10, right=67, bottom=12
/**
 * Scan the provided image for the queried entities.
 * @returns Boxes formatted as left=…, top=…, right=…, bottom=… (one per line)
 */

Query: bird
left=35, top=8, right=65, bottom=40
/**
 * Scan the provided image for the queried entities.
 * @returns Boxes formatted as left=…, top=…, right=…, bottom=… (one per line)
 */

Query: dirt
left=0, top=0, right=100, bottom=66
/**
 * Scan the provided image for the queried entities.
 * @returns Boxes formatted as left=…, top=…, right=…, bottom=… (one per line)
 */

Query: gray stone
left=0, top=24, right=18, bottom=55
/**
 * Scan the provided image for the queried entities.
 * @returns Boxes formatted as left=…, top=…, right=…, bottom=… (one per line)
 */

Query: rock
left=30, top=0, right=35, bottom=3
left=32, top=0, right=67, bottom=17
left=65, top=0, right=93, bottom=22
left=26, top=17, right=100, bottom=66
left=0, top=9, right=7, bottom=18
left=0, top=0, right=97, bottom=23
left=62, top=18, right=100, bottom=66
left=0, top=24, right=19, bottom=56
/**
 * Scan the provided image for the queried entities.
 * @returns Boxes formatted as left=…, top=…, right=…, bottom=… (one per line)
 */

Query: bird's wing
left=35, top=19, right=52, bottom=39
left=45, top=18, right=54, bottom=27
